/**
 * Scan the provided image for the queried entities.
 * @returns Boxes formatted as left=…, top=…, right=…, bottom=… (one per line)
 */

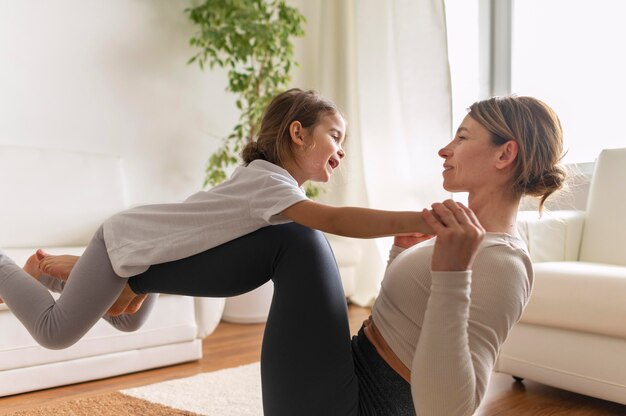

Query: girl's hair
left=241, top=88, right=341, bottom=166
left=469, top=96, right=566, bottom=211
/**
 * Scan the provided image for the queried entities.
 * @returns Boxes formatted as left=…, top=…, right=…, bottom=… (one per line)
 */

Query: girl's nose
left=338, top=148, right=346, bottom=159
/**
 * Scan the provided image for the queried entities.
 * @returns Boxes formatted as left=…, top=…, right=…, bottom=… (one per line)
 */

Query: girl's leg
left=101, top=294, right=158, bottom=332
left=36, top=274, right=158, bottom=332
left=0, top=227, right=129, bottom=349
left=130, top=223, right=359, bottom=416
left=37, top=274, right=66, bottom=293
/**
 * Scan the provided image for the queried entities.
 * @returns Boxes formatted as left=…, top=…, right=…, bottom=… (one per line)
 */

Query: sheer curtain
left=356, top=0, right=452, bottom=212
left=296, top=0, right=452, bottom=306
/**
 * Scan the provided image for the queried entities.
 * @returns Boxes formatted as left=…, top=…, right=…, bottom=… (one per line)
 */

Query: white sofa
left=0, top=145, right=225, bottom=397
left=495, top=148, right=626, bottom=405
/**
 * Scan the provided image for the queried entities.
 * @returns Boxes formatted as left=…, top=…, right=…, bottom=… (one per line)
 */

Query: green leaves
left=203, top=145, right=239, bottom=188
left=186, top=0, right=315, bottom=193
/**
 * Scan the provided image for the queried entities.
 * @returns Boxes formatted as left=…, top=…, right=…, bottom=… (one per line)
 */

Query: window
left=447, top=0, right=626, bottom=164
left=511, top=0, right=626, bottom=163
left=445, top=0, right=480, bottom=132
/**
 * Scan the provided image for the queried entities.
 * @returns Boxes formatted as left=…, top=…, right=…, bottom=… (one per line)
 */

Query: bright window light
left=445, top=0, right=480, bottom=132
left=511, top=0, right=626, bottom=163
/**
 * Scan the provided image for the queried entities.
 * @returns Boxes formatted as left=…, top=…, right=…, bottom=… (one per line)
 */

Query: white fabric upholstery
left=0, top=145, right=224, bottom=397
left=496, top=148, right=626, bottom=405
left=520, top=262, right=626, bottom=338
left=579, top=148, right=626, bottom=266
left=1, top=341, right=202, bottom=398
left=496, top=323, right=626, bottom=406
left=516, top=210, right=584, bottom=262
left=0, top=294, right=198, bottom=371
left=0, top=146, right=126, bottom=248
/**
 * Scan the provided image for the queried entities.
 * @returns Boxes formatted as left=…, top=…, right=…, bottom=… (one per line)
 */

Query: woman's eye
left=457, top=135, right=466, bottom=141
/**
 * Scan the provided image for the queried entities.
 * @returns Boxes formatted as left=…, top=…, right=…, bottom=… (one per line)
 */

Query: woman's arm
left=410, top=201, right=529, bottom=415
left=411, top=200, right=484, bottom=415
left=281, top=200, right=434, bottom=238
left=411, top=249, right=531, bottom=415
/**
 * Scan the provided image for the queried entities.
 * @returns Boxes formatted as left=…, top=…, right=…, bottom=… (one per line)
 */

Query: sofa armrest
left=516, top=210, right=585, bottom=262
left=194, top=297, right=225, bottom=339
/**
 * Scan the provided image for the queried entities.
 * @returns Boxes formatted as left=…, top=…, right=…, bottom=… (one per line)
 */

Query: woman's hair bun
left=523, top=164, right=567, bottom=208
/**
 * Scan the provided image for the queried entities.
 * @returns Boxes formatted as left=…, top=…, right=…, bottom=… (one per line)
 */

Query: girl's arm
left=281, top=200, right=434, bottom=238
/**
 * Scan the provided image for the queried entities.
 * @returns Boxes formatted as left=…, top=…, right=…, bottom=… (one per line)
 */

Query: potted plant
left=186, top=0, right=320, bottom=197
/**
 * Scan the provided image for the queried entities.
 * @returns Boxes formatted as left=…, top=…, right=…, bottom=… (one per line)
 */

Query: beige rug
left=6, top=392, right=201, bottom=416
left=8, top=363, right=263, bottom=416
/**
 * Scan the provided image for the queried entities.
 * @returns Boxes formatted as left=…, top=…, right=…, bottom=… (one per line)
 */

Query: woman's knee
left=269, top=223, right=340, bottom=283
left=273, top=223, right=333, bottom=257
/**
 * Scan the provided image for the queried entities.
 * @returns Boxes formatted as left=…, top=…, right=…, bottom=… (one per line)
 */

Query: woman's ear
left=495, top=140, right=519, bottom=170
left=289, top=121, right=305, bottom=147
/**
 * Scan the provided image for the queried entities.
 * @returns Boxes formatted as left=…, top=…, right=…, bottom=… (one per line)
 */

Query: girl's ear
left=289, top=121, right=305, bottom=147
left=495, top=140, right=519, bottom=170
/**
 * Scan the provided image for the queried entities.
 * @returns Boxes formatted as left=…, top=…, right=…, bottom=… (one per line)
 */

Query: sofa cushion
left=520, top=262, right=626, bottom=338
left=0, top=145, right=126, bottom=248
left=0, top=294, right=198, bottom=371
left=0, top=246, right=198, bottom=370
left=516, top=210, right=584, bottom=263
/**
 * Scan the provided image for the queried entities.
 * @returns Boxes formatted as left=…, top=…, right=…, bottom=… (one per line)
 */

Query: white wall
left=0, top=0, right=239, bottom=205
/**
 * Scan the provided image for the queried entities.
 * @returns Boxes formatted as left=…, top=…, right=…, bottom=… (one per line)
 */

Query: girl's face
left=290, top=112, right=346, bottom=185
left=438, top=114, right=512, bottom=194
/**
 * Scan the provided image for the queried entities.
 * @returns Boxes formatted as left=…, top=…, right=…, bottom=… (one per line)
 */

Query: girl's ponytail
left=241, top=141, right=266, bottom=164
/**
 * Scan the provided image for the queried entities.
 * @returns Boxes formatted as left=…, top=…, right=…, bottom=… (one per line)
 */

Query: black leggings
left=0, top=222, right=413, bottom=414
left=130, top=223, right=360, bottom=415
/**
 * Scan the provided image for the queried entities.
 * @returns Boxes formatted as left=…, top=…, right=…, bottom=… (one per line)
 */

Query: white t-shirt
left=103, top=160, right=308, bottom=277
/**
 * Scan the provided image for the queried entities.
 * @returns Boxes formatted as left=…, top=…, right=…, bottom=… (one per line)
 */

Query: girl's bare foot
left=38, top=252, right=79, bottom=280
left=1, top=250, right=60, bottom=304
left=23, top=249, right=47, bottom=280
left=18, top=249, right=147, bottom=316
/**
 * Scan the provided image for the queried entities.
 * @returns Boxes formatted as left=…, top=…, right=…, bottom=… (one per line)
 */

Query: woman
left=14, top=95, right=566, bottom=415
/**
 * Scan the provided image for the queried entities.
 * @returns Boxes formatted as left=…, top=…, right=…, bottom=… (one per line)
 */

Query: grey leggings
left=0, top=227, right=157, bottom=349
left=0, top=223, right=413, bottom=415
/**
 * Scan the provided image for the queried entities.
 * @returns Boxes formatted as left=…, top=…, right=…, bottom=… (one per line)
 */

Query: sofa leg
left=512, top=376, right=524, bottom=383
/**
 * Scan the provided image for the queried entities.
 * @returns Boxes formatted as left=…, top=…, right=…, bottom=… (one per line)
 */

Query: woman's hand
left=394, top=233, right=434, bottom=249
left=422, top=200, right=485, bottom=271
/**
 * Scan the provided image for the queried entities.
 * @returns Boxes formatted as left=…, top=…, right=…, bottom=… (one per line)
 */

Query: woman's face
left=438, top=114, right=505, bottom=193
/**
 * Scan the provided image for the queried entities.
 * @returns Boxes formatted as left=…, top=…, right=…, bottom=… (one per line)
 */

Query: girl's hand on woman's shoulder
left=422, top=200, right=485, bottom=271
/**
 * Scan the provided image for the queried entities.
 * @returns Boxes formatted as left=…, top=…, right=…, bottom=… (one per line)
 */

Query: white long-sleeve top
left=371, top=233, right=533, bottom=415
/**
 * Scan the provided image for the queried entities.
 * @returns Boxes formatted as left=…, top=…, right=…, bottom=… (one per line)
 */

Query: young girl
left=0, top=88, right=434, bottom=349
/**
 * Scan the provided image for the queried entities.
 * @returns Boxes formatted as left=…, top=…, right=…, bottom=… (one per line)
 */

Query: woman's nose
left=338, top=148, right=346, bottom=159
left=438, top=146, right=451, bottom=158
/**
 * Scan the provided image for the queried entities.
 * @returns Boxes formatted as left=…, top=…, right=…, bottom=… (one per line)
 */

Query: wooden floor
left=1, top=305, right=625, bottom=415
